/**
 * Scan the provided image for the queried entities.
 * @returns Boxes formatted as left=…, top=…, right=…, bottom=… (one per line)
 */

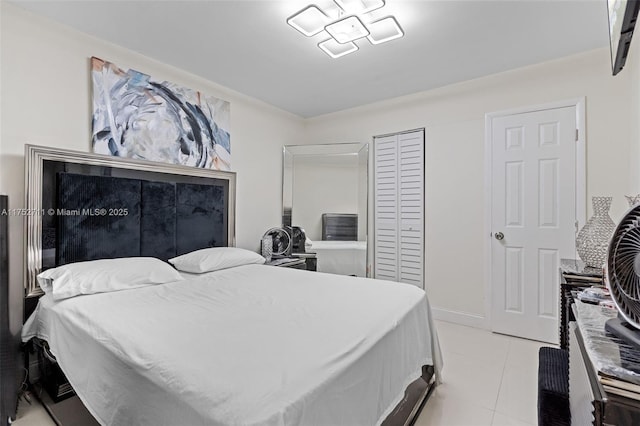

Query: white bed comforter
left=23, top=264, right=442, bottom=426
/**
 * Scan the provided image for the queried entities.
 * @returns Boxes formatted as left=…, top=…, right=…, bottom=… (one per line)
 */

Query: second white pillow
left=169, top=247, right=265, bottom=273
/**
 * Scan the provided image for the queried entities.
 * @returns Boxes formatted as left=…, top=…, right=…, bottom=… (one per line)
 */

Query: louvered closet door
left=374, top=130, right=424, bottom=287
left=374, top=135, right=399, bottom=281
left=398, top=131, right=424, bottom=287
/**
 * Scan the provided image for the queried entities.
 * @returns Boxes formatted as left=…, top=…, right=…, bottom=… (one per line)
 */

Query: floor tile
left=436, top=321, right=511, bottom=365
left=415, top=384, right=495, bottom=426
left=506, top=336, right=551, bottom=368
left=491, top=411, right=535, bottom=426
left=494, top=361, right=538, bottom=425
left=417, top=322, right=540, bottom=426
left=12, top=395, right=56, bottom=426
left=439, top=351, right=505, bottom=410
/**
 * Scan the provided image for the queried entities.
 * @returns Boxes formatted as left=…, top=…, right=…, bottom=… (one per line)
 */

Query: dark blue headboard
left=56, top=173, right=227, bottom=265
left=25, top=144, right=236, bottom=310
left=33, top=155, right=232, bottom=277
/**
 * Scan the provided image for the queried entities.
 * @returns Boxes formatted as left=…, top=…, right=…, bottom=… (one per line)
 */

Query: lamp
left=287, top=0, right=404, bottom=58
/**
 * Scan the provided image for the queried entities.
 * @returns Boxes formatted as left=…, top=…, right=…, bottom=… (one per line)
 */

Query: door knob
left=495, top=232, right=504, bottom=241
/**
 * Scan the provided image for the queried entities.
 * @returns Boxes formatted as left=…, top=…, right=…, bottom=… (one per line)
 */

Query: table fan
left=262, top=227, right=291, bottom=258
left=605, top=204, right=640, bottom=348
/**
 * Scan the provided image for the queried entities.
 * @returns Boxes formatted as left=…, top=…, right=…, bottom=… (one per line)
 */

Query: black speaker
left=0, top=195, right=17, bottom=424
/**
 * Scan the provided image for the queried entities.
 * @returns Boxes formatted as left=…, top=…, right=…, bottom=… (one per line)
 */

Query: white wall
left=305, top=48, right=633, bottom=326
left=0, top=3, right=305, bottom=334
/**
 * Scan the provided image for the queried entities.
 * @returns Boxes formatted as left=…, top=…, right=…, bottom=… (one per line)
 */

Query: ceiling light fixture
left=334, top=0, right=385, bottom=15
left=325, top=16, right=370, bottom=43
left=287, top=1, right=404, bottom=59
left=318, top=38, right=359, bottom=58
left=366, top=16, right=404, bottom=45
left=287, top=5, right=331, bottom=37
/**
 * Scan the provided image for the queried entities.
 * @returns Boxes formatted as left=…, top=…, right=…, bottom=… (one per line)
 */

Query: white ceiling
left=11, top=0, right=609, bottom=118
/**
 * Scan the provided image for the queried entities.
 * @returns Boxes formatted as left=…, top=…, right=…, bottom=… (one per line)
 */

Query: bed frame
left=23, top=145, right=435, bottom=425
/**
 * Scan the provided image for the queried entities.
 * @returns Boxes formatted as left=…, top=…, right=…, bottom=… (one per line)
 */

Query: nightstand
left=291, top=252, right=317, bottom=272
left=265, top=257, right=306, bottom=269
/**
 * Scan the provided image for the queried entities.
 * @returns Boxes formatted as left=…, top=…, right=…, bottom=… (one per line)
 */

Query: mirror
left=283, top=143, right=368, bottom=277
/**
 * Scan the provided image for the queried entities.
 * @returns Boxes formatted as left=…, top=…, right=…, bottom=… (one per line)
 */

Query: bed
left=21, top=145, right=442, bottom=426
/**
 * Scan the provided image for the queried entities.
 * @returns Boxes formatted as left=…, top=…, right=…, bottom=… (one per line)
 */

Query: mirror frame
left=283, top=143, right=369, bottom=277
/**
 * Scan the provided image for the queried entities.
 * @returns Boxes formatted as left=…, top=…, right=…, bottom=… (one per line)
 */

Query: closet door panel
left=399, top=224, right=422, bottom=286
left=375, top=135, right=399, bottom=280
left=398, top=131, right=424, bottom=287
left=375, top=221, right=398, bottom=281
left=374, top=130, right=424, bottom=287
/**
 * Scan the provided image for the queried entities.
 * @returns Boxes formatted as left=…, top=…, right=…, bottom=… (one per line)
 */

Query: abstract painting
left=91, top=57, right=231, bottom=171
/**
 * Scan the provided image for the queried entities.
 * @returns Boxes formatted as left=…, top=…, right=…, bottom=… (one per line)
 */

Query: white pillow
left=38, top=257, right=184, bottom=300
left=169, top=247, right=265, bottom=273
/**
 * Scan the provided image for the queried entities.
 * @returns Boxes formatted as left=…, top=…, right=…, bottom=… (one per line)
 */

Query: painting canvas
left=91, top=57, right=231, bottom=171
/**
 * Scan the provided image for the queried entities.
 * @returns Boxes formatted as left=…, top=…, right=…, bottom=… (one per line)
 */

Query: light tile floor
left=417, top=320, right=547, bottom=426
left=13, top=320, right=547, bottom=426
left=12, top=394, right=55, bottom=426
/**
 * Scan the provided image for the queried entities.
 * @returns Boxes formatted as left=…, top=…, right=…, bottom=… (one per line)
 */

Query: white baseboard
left=432, top=307, right=489, bottom=330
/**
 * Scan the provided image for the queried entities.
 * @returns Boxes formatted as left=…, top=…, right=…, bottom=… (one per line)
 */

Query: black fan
left=262, top=227, right=291, bottom=258
left=287, top=226, right=307, bottom=254
left=605, top=204, right=640, bottom=347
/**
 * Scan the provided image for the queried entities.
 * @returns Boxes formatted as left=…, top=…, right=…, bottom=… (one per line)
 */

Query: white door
left=374, top=129, right=425, bottom=287
left=490, top=106, right=578, bottom=343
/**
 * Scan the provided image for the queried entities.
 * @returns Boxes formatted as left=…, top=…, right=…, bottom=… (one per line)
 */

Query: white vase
left=626, top=194, right=640, bottom=207
left=576, top=197, right=615, bottom=268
